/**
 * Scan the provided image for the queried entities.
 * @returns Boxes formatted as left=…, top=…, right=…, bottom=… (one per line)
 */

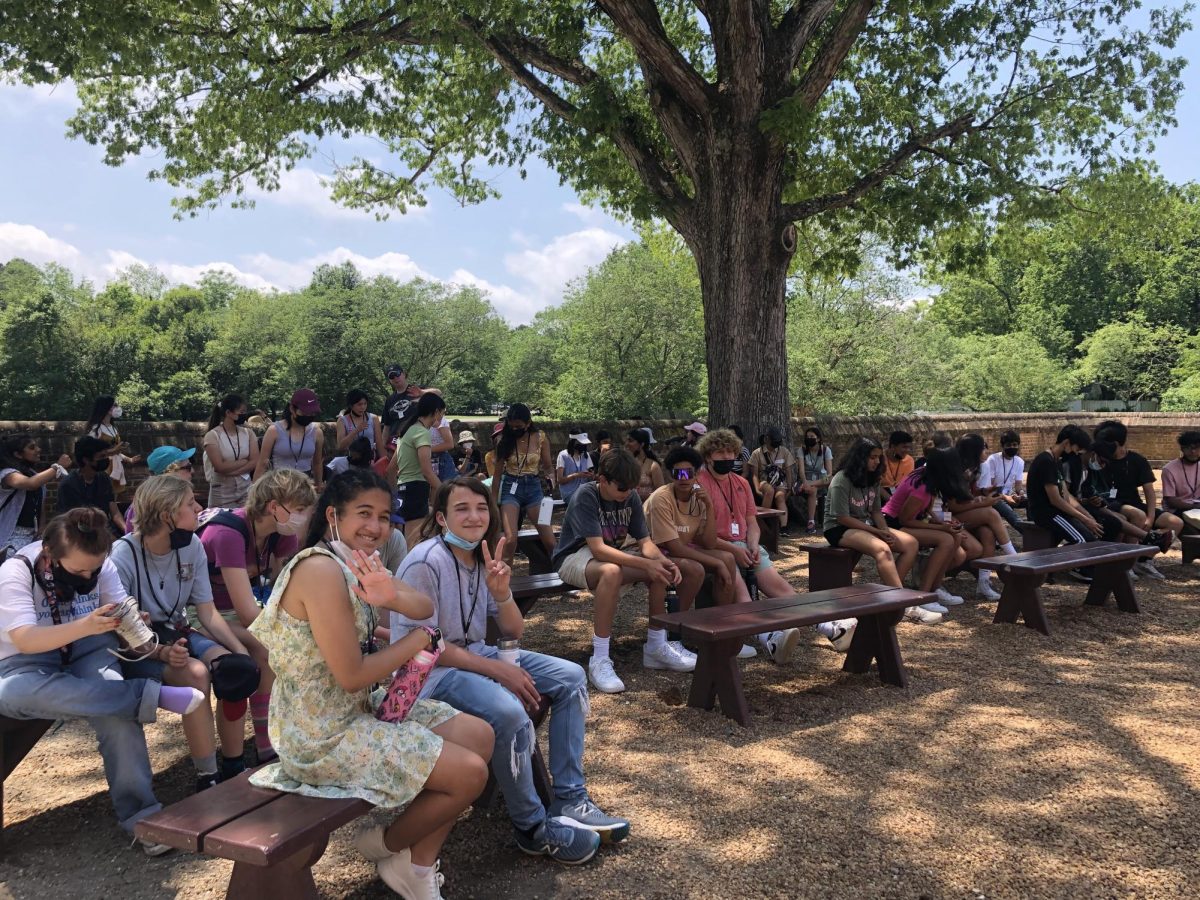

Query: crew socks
left=159, top=685, right=204, bottom=715
left=193, top=752, right=218, bottom=777
left=592, top=635, right=610, bottom=661
left=250, top=691, right=273, bottom=756
left=1000, top=541, right=1017, bottom=555
left=977, top=569, right=993, bottom=589
left=412, top=864, right=434, bottom=879
left=646, top=628, right=667, bottom=650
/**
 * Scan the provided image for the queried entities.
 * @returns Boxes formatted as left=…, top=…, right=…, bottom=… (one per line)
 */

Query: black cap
left=385, top=363, right=405, bottom=378
left=209, top=653, right=261, bottom=702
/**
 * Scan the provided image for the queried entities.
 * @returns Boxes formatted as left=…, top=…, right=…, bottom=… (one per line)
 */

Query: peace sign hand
left=346, top=548, right=398, bottom=608
left=481, top=538, right=512, bottom=599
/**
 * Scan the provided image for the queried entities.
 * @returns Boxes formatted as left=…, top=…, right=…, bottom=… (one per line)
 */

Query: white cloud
left=101, top=249, right=279, bottom=292
left=503, top=227, right=626, bottom=306
left=0, top=222, right=86, bottom=270
left=245, top=166, right=430, bottom=222
left=561, top=202, right=610, bottom=225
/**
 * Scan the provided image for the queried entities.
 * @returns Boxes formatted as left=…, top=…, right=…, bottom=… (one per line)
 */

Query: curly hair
left=696, top=428, right=743, bottom=459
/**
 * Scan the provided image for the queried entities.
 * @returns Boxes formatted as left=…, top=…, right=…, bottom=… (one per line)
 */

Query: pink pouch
left=376, top=647, right=442, bottom=723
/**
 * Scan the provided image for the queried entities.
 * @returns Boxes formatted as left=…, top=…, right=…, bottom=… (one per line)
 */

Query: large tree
left=1, top=1, right=1188, bottom=433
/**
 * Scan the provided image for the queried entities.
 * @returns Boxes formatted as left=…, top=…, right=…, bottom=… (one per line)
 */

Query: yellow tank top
left=503, top=433, right=542, bottom=477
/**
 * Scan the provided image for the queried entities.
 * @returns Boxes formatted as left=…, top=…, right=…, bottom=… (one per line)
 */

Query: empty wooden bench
left=793, top=543, right=861, bottom=591
left=973, top=541, right=1159, bottom=636
left=486, top=572, right=570, bottom=644
left=1183, top=533, right=1199, bottom=566
left=516, top=527, right=559, bottom=575
left=135, top=770, right=371, bottom=899
left=755, top=507, right=786, bottom=554
left=651, top=583, right=932, bottom=726
left=1, top=716, right=55, bottom=853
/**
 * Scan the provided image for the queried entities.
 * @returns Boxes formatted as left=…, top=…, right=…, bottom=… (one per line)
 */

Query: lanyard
left=715, top=474, right=738, bottom=516
left=441, top=540, right=481, bottom=641
left=22, top=557, right=74, bottom=664
left=854, top=484, right=874, bottom=517
left=885, top=456, right=903, bottom=484
left=249, top=519, right=274, bottom=587
left=320, top=540, right=377, bottom=643
left=220, top=425, right=245, bottom=461
left=138, top=542, right=185, bottom=624
left=1182, top=460, right=1199, bottom=498
left=285, top=424, right=308, bottom=466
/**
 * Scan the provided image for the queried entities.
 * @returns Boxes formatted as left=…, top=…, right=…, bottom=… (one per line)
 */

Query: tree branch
left=289, top=17, right=419, bottom=96
left=794, top=0, right=876, bottom=109
left=774, top=0, right=838, bottom=73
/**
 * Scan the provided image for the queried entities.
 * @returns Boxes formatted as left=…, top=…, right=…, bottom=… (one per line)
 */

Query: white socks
left=1000, top=541, right=1017, bottom=555
left=977, top=569, right=993, bottom=588
left=646, top=628, right=666, bottom=649
left=592, top=635, right=610, bottom=660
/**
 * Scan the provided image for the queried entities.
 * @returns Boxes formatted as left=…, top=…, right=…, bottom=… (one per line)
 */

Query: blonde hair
left=134, top=475, right=195, bottom=535
left=696, top=428, right=743, bottom=458
left=246, top=469, right=317, bottom=520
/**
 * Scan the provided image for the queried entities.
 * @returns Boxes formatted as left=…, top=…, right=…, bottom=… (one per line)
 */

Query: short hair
left=1056, top=425, right=1092, bottom=450
left=134, top=475, right=194, bottom=535
left=999, top=429, right=1021, bottom=446
left=663, top=445, right=703, bottom=471
left=42, top=507, right=113, bottom=559
left=931, top=430, right=953, bottom=450
left=888, top=430, right=913, bottom=446
left=596, top=448, right=640, bottom=490
left=73, top=435, right=108, bottom=467
left=1091, top=440, right=1119, bottom=462
left=1179, top=431, right=1200, bottom=448
left=246, top=469, right=318, bottom=520
left=595, top=429, right=611, bottom=443
left=1094, top=419, right=1127, bottom=445
left=696, top=428, right=743, bottom=459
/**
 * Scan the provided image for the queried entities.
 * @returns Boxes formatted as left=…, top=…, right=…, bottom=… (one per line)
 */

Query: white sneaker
left=921, top=601, right=950, bottom=614
left=934, top=587, right=964, bottom=606
left=976, top=581, right=1002, bottom=601
left=828, top=621, right=857, bottom=653
left=1136, top=560, right=1166, bottom=580
left=355, top=824, right=394, bottom=862
left=667, top=640, right=697, bottom=666
left=762, top=628, right=801, bottom=664
left=737, top=644, right=757, bottom=659
left=904, top=606, right=942, bottom=624
left=378, top=852, right=444, bottom=900
left=134, top=836, right=174, bottom=857
left=643, top=641, right=695, bottom=672
left=588, top=656, right=626, bottom=693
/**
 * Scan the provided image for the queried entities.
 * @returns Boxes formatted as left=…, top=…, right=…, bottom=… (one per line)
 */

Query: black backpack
left=195, top=509, right=281, bottom=579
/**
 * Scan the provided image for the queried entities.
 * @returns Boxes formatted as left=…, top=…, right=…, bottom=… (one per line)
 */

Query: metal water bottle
left=741, top=565, right=760, bottom=603
left=497, top=638, right=521, bottom=666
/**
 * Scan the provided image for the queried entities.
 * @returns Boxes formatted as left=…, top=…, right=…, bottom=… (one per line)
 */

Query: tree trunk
left=684, top=139, right=794, bottom=444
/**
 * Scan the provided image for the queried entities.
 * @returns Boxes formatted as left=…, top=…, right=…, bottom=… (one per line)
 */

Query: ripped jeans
left=427, top=647, right=588, bottom=830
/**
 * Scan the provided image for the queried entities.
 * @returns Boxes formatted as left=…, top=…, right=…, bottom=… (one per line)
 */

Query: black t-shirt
left=16, top=481, right=40, bottom=528
left=1105, top=451, right=1154, bottom=507
left=452, top=447, right=484, bottom=476
left=1026, top=451, right=1066, bottom=526
left=382, top=387, right=421, bottom=432
left=56, top=470, right=115, bottom=514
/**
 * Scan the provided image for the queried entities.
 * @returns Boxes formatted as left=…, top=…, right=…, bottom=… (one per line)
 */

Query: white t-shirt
left=979, top=452, right=1025, bottom=494
left=0, top=542, right=126, bottom=661
left=428, top=416, right=451, bottom=453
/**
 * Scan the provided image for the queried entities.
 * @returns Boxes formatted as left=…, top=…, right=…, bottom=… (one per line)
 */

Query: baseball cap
left=290, top=388, right=321, bottom=415
left=568, top=432, right=592, bottom=445
left=384, top=363, right=406, bottom=378
left=684, top=422, right=708, bottom=435
left=492, top=422, right=505, bottom=438
left=458, top=430, right=477, bottom=444
left=147, top=445, right=196, bottom=474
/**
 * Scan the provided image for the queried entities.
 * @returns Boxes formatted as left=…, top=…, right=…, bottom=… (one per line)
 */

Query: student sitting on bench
left=552, top=449, right=685, bottom=694
left=946, top=433, right=1019, bottom=598
left=880, top=431, right=915, bottom=499
left=1025, top=426, right=1105, bottom=581
left=1161, top=430, right=1200, bottom=533
left=978, top=430, right=1026, bottom=529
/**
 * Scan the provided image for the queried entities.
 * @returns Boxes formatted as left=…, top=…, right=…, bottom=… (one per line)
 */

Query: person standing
left=254, top=389, right=325, bottom=492
left=556, top=431, right=595, bottom=503
left=203, top=395, right=259, bottom=508
left=336, top=389, right=384, bottom=462
left=83, top=396, right=141, bottom=496
left=386, top=392, right=447, bottom=545
left=490, top=404, right=556, bottom=566
left=380, top=364, right=424, bottom=455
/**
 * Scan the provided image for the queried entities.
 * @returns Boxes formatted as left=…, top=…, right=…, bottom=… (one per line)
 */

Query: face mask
left=91, top=458, right=111, bottom=473
left=274, top=506, right=309, bottom=536
left=462, top=442, right=474, bottom=452
left=294, top=415, right=315, bottom=427
left=111, top=406, right=123, bottom=419
left=235, top=413, right=249, bottom=425
left=1002, top=447, right=1019, bottom=458
left=510, top=426, right=527, bottom=436
left=1089, top=460, right=1102, bottom=472
left=443, top=527, right=481, bottom=552
left=168, top=527, right=193, bottom=551
left=804, top=437, right=817, bottom=448
left=711, top=459, right=736, bottom=475
left=327, top=516, right=356, bottom=564
left=52, top=561, right=101, bottom=595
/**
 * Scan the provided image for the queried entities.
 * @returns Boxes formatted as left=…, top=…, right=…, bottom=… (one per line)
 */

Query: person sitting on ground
left=326, top=436, right=375, bottom=480
left=83, top=395, right=141, bottom=498
left=644, top=446, right=760, bottom=660
left=453, top=430, right=485, bottom=478
left=113, top=476, right=255, bottom=792
left=1161, top=430, right=1200, bottom=534
left=795, top=426, right=834, bottom=535
left=749, top=427, right=796, bottom=530
left=556, top=430, right=595, bottom=503
left=254, top=388, right=325, bottom=492
left=203, top=394, right=259, bottom=508
left=0, top=434, right=71, bottom=552
left=726, top=425, right=752, bottom=477
left=396, top=477, right=629, bottom=864
left=945, top=433, right=1019, bottom=598
left=978, top=429, right=1025, bottom=529
left=880, top=431, right=915, bottom=499
left=0, top=508, right=205, bottom=855
left=551, top=449, right=684, bottom=694
left=1025, top=426, right=1105, bottom=578
left=624, top=428, right=664, bottom=504
left=1093, top=420, right=1184, bottom=579
left=196, top=469, right=315, bottom=773
left=336, top=389, right=384, bottom=462
left=823, top=437, right=937, bottom=624
left=386, top=391, right=448, bottom=546
left=696, top=429, right=827, bottom=655
left=124, top=444, right=197, bottom=533
left=56, top=435, right=125, bottom=535
left=489, top=403, right=556, bottom=566
left=247, top=469, right=494, bottom=899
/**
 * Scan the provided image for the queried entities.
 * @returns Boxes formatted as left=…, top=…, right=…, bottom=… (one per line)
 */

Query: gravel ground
left=2, top=535, right=1198, bottom=899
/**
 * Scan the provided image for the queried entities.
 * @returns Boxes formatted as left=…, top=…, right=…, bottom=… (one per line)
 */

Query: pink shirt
left=881, top=471, right=934, bottom=520
left=199, top=508, right=299, bottom=611
left=1160, top=458, right=1200, bottom=504
left=697, top=468, right=756, bottom=542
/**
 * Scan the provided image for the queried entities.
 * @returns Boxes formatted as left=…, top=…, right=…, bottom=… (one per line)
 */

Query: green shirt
left=394, top=425, right=432, bottom=484
left=823, top=470, right=880, bottom=532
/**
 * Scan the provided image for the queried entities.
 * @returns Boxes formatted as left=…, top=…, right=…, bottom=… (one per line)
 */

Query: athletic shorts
left=730, top=540, right=772, bottom=572
left=396, top=480, right=431, bottom=519
left=824, top=526, right=849, bottom=547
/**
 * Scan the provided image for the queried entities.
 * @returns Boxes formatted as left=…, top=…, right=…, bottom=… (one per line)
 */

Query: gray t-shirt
left=111, top=533, right=213, bottom=626
left=551, top=481, right=648, bottom=567
left=393, top=538, right=499, bottom=696
left=823, top=471, right=881, bottom=533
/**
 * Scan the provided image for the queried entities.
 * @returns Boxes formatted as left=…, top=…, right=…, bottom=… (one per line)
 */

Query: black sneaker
left=195, top=772, right=220, bottom=793
left=221, top=754, right=246, bottom=781
left=1066, top=568, right=1093, bottom=584
left=1141, top=529, right=1173, bottom=553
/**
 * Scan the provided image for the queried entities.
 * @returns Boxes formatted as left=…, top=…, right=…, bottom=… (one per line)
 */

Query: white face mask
left=463, top=442, right=474, bottom=452
left=111, top=405, right=123, bottom=419
left=274, top=505, right=310, bottom=536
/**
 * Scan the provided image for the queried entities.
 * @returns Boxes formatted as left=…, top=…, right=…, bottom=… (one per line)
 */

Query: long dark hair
left=395, top=392, right=446, bottom=441
left=803, top=426, right=825, bottom=458
left=1, top=433, right=37, bottom=473
left=84, top=395, right=116, bottom=432
left=341, top=389, right=370, bottom=417
left=626, top=428, right=659, bottom=463
left=916, top=448, right=971, bottom=503
left=495, top=403, right=539, bottom=462
left=207, top=394, right=244, bottom=431
left=303, top=468, right=394, bottom=549
left=836, top=437, right=883, bottom=488
left=419, top=477, right=501, bottom=562
left=956, top=433, right=987, bottom=480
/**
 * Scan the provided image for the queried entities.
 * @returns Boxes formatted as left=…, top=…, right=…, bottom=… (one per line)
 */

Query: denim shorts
left=499, top=473, right=543, bottom=509
left=731, top=540, right=772, bottom=573
left=121, top=625, right=225, bottom=680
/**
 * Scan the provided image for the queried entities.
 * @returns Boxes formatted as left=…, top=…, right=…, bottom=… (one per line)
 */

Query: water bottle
left=497, top=637, right=521, bottom=666
left=664, top=583, right=681, bottom=642
left=741, top=565, right=760, bottom=603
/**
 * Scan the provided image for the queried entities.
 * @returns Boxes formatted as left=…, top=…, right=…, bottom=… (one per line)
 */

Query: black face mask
left=235, top=413, right=249, bottom=425
left=90, top=458, right=110, bottom=473
left=168, top=528, right=193, bottom=551
left=1002, top=447, right=1019, bottom=458
left=294, top=416, right=315, bottom=427
left=804, top=437, right=817, bottom=448
left=711, top=459, right=736, bottom=475
left=52, top=561, right=101, bottom=595
left=510, top=426, right=527, bottom=436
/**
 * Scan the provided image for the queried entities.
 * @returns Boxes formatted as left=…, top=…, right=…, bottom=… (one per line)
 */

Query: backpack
left=195, top=508, right=281, bottom=579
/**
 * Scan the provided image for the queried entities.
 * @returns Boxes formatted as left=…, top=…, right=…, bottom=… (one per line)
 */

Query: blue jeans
left=499, top=473, right=543, bottom=509
left=0, top=634, right=162, bottom=833
left=436, top=451, right=457, bottom=482
left=994, top=500, right=1022, bottom=530
left=427, top=647, right=588, bottom=829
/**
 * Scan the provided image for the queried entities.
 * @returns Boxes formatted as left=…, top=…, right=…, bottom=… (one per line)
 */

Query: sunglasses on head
left=672, top=467, right=694, bottom=480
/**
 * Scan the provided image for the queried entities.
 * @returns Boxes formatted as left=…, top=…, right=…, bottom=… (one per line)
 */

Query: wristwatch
left=421, top=626, right=445, bottom=653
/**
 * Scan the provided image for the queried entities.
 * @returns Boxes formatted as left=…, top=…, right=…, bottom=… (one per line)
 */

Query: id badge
left=731, top=522, right=740, bottom=536
left=509, top=480, right=518, bottom=495
left=774, top=458, right=785, bottom=466
left=1108, top=488, right=1117, bottom=499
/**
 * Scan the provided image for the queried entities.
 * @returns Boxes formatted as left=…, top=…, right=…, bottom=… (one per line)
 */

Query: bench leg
left=809, top=552, right=859, bottom=592
left=226, top=839, right=328, bottom=900
left=993, top=572, right=1051, bottom=635
left=759, top=517, right=780, bottom=554
left=1084, top=562, right=1140, bottom=613
left=842, top=611, right=907, bottom=688
left=1, top=718, right=54, bottom=855
left=1184, top=539, right=1198, bottom=566
left=688, top=639, right=749, bottom=726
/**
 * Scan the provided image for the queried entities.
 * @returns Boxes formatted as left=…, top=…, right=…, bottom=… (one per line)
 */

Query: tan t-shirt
left=748, top=446, right=796, bottom=486
left=643, top=484, right=708, bottom=546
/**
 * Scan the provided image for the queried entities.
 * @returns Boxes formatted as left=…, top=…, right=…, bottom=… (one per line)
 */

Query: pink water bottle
left=376, top=627, right=443, bottom=723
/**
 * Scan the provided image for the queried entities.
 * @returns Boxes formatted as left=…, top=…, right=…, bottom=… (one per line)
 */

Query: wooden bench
left=486, top=572, right=570, bottom=644
left=135, top=770, right=371, bottom=899
left=1, top=716, right=55, bottom=853
left=1015, top=520, right=1057, bottom=552
left=973, top=541, right=1158, bottom=636
left=651, top=583, right=932, bottom=726
left=1182, top=533, right=1199, bottom=565
left=793, top=543, right=861, bottom=591
left=516, top=527, right=559, bottom=575
left=755, top=507, right=786, bottom=554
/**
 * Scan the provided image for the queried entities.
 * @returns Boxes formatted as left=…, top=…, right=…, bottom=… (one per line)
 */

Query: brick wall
left=4, top=412, right=1197, bottom=506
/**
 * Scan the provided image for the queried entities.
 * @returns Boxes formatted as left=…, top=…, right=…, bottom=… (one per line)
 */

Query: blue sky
left=1, top=22, right=1196, bottom=324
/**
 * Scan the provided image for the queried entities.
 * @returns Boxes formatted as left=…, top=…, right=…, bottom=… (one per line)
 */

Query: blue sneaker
left=549, top=796, right=631, bottom=844
left=514, top=817, right=600, bottom=865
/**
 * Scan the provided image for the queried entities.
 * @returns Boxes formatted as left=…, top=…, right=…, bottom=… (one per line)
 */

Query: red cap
left=290, top=388, right=321, bottom=415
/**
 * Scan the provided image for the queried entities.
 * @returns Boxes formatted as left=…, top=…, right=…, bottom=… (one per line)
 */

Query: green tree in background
left=1075, top=316, right=1187, bottom=403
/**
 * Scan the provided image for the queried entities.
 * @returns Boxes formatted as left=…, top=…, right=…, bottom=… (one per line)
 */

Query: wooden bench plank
left=203, top=792, right=371, bottom=865
left=791, top=543, right=862, bottom=590
left=134, top=770, right=284, bottom=852
left=1, top=716, right=55, bottom=855
left=975, top=542, right=1154, bottom=573
left=651, top=584, right=892, bottom=632
left=755, top=508, right=785, bottom=553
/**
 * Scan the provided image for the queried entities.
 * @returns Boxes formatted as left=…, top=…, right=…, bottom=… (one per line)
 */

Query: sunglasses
left=671, top=468, right=695, bottom=480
